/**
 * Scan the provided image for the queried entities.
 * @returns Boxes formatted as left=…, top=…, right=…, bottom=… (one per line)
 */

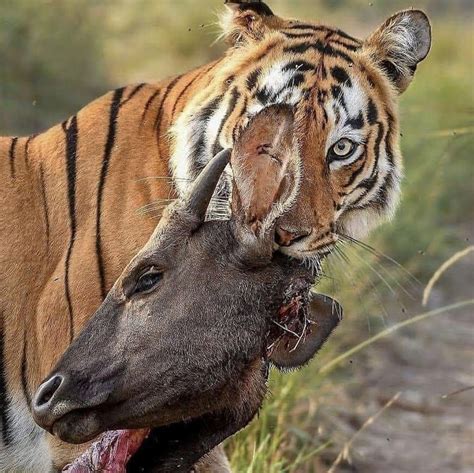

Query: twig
left=422, top=246, right=474, bottom=306
left=319, top=300, right=474, bottom=375
left=327, top=392, right=402, bottom=473
left=441, top=386, right=474, bottom=400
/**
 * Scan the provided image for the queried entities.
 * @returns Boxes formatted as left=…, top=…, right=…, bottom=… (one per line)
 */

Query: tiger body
left=0, top=2, right=430, bottom=471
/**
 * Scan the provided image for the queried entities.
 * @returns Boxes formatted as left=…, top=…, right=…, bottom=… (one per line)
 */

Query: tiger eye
left=333, top=139, right=355, bottom=157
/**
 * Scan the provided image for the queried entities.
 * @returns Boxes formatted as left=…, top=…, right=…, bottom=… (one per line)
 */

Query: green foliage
left=0, top=0, right=109, bottom=135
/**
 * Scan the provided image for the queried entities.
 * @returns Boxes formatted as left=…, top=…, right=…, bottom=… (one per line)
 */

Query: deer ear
left=221, top=1, right=275, bottom=45
left=364, top=10, right=431, bottom=93
left=269, top=293, right=342, bottom=370
left=231, top=104, right=299, bottom=239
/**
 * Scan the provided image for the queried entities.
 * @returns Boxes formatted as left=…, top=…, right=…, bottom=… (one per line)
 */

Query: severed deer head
left=32, top=105, right=342, bottom=472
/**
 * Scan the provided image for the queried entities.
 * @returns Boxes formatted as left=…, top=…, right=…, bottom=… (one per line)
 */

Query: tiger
left=0, top=0, right=431, bottom=471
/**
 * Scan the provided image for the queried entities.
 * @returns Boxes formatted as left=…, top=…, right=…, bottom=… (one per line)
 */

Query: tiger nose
left=275, top=227, right=311, bottom=247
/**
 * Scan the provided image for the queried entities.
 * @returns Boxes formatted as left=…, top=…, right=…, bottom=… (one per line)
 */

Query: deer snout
left=32, top=373, right=108, bottom=439
left=32, top=374, right=68, bottom=431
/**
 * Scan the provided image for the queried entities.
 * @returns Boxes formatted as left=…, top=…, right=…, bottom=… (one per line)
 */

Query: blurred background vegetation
left=1, top=1, right=472, bottom=472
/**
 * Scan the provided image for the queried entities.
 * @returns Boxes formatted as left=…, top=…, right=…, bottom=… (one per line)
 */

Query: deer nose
left=32, top=374, right=65, bottom=430
left=275, top=227, right=311, bottom=247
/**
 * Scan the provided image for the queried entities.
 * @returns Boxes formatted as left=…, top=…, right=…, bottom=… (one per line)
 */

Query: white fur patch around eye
left=325, top=81, right=368, bottom=158
left=343, top=83, right=368, bottom=118
left=260, top=61, right=294, bottom=95
left=254, top=61, right=304, bottom=107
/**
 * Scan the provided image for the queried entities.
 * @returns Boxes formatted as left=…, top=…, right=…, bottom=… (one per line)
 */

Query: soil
left=332, top=249, right=474, bottom=473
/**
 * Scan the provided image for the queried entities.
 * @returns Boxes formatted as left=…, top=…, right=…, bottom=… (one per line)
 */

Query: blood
left=62, top=429, right=150, bottom=473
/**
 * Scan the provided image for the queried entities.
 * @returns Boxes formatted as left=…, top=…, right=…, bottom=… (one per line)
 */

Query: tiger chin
left=0, top=1, right=430, bottom=472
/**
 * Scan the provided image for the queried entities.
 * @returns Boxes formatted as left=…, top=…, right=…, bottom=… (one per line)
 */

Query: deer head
left=32, top=105, right=342, bottom=472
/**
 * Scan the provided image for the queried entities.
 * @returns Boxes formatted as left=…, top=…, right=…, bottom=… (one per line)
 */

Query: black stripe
left=96, top=88, right=125, bottom=299
left=9, top=137, right=18, bottom=179
left=171, top=70, right=208, bottom=120
left=289, top=73, right=306, bottom=88
left=350, top=173, right=392, bottom=213
left=345, top=111, right=365, bottom=130
left=256, top=86, right=272, bottom=105
left=283, top=40, right=354, bottom=64
left=246, top=68, right=262, bottom=91
left=331, top=66, right=352, bottom=86
left=153, top=75, right=183, bottom=132
left=282, top=32, right=315, bottom=39
left=333, top=103, right=341, bottom=125
left=255, top=71, right=306, bottom=105
left=212, top=87, right=241, bottom=156
left=367, top=99, right=378, bottom=125
left=345, top=122, right=385, bottom=190
left=331, top=85, right=348, bottom=114
left=334, top=29, right=361, bottom=45
left=370, top=121, right=385, bottom=180
left=232, top=95, right=248, bottom=143
left=21, top=335, right=31, bottom=409
left=344, top=159, right=366, bottom=188
left=141, top=89, right=161, bottom=121
left=287, top=24, right=328, bottom=32
left=63, top=115, right=79, bottom=343
left=39, top=164, right=50, bottom=250
left=24, top=135, right=35, bottom=169
left=348, top=121, right=385, bottom=197
left=380, top=60, right=400, bottom=85
left=385, top=111, right=396, bottom=166
left=330, top=39, right=359, bottom=52
left=0, top=323, right=12, bottom=446
left=350, top=170, right=379, bottom=208
left=170, top=60, right=223, bottom=121
left=192, top=95, right=224, bottom=163
left=372, top=174, right=393, bottom=211
left=234, top=2, right=274, bottom=16
left=120, top=83, right=146, bottom=109
left=343, top=148, right=368, bottom=186
left=282, top=60, right=315, bottom=73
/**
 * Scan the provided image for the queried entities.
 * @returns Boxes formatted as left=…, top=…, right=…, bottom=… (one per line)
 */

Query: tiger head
left=170, top=1, right=431, bottom=262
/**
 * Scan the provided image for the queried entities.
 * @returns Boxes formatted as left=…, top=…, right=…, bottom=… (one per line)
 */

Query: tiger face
left=171, top=1, right=431, bottom=262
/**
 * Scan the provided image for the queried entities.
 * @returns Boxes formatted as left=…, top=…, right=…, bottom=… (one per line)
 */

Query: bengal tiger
left=0, top=1, right=431, bottom=471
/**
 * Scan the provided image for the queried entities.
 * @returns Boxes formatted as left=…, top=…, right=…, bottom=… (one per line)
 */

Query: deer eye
left=328, top=138, right=356, bottom=161
left=134, top=268, right=162, bottom=296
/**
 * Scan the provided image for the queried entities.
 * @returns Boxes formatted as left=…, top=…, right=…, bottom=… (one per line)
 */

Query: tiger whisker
left=338, top=233, right=421, bottom=286
left=339, top=236, right=417, bottom=300
left=345, top=245, right=397, bottom=296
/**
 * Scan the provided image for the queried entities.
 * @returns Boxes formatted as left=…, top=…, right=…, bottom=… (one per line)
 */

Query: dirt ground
left=332, top=250, right=474, bottom=473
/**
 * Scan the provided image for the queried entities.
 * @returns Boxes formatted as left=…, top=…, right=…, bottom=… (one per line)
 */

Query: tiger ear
left=221, top=1, right=275, bottom=46
left=364, top=10, right=431, bottom=93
